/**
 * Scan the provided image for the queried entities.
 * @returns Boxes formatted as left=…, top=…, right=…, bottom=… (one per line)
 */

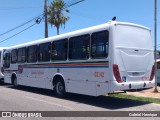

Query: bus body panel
left=110, top=81, right=154, bottom=93
left=110, top=23, right=155, bottom=92
left=63, top=64, right=110, bottom=96
left=3, top=21, right=155, bottom=96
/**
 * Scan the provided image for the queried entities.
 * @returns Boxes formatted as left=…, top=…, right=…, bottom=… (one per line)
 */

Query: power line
left=0, top=17, right=42, bottom=44
left=64, top=0, right=85, bottom=9
left=0, top=0, right=86, bottom=42
left=0, top=6, right=43, bottom=10
left=0, top=14, right=43, bottom=37
left=0, top=24, right=36, bottom=44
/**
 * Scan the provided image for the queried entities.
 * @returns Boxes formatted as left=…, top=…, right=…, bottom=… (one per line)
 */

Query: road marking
left=25, top=96, right=74, bottom=110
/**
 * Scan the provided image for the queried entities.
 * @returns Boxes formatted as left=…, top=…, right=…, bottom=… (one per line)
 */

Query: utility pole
left=44, top=0, right=48, bottom=38
left=154, top=0, right=158, bottom=92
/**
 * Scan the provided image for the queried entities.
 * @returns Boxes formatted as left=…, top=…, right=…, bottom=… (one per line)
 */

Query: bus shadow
left=0, top=82, right=9, bottom=86
left=65, top=93, right=150, bottom=110
left=7, top=85, right=150, bottom=110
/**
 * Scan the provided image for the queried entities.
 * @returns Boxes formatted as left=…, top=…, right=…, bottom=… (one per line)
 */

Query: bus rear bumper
left=110, top=80, right=155, bottom=93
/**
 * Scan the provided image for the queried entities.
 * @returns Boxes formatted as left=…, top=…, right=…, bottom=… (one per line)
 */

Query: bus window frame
left=69, top=34, right=90, bottom=60
left=4, top=52, right=10, bottom=68
left=38, top=42, right=51, bottom=62
left=11, top=49, right=17, bottom=64
left=27, top=45, right=38, bottom=63
left=17, top=47, right=26, bottom=63
left=51, top=39, right=68, bottom=61
left=91, top=30, right=109, bottom=59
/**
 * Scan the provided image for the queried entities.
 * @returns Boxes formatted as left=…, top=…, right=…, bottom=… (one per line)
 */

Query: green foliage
left=109, top=94, right=160, bottom=104
left=48, top=0, right=69, bottom=35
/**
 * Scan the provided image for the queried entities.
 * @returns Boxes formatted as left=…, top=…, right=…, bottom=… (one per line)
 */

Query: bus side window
left=11, top=49, right=17, bottom=64
left=91, top=30, right=109, bottom=59
left=4, top=52, right=10, bottom=68
left=27, top=45, right=37, bottom=63
left=69, top=34, right=90, bottom=60
left=17, top=47, right=26, bottom=63
left=38, top=42, right=51, bottom=62
left=52, top=39, right=68, bottom=61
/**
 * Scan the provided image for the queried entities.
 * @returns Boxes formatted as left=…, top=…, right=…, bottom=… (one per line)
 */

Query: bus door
left=3, top=52, right=11, bottom=83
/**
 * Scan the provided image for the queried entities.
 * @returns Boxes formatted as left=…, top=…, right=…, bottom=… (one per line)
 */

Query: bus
left=3, top=21, right=155, bottom=97
left=0, top=47, right=6, bottom=83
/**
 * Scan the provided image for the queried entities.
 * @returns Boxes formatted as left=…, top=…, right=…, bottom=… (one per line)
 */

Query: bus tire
left=12, top=75, right=18, bottom=87
left=54, top=78, right=66, bottom=98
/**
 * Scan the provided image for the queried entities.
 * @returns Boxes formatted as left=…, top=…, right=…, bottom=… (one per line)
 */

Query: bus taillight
left=149, top=65, right=155, bottom=81
left=113, top=64, right=122, bottom=83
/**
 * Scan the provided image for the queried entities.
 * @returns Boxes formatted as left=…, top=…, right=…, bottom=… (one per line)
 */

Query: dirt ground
left=126, top=86, right=160, bottom=99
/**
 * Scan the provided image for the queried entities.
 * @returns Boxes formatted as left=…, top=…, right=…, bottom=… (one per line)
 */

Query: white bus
left=0, top=47, right=6, bottom=83
left=3, top=21, right=155, bottom=97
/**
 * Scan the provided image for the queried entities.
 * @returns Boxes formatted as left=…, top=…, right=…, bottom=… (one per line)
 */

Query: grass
left=108, top=94, right=160, bottom=104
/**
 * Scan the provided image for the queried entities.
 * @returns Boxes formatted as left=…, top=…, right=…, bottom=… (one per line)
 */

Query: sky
left=0, top=0, right=159, bottom=49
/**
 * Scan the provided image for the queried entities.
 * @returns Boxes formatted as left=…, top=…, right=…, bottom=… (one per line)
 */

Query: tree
left=48, top=0, right=69, bottom=35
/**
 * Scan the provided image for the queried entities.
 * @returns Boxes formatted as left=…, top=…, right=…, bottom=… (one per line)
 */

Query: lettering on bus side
left=31, top=71, right=44, bottom=75
left=94, top=72, right=104, bottom=78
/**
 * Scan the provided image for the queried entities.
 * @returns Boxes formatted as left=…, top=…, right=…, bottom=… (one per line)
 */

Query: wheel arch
left=11, top=72, right=17, bottom=84
left=52, top=73, right=65, bottom=86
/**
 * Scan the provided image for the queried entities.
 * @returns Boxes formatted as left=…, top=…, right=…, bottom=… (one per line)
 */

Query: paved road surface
left=0, top=83, right=160, bottom=120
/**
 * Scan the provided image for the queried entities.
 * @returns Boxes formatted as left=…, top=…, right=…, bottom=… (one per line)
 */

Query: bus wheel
left=12, top=75, right=18, bottom=87
left=54, top=78, right=66, bottom=98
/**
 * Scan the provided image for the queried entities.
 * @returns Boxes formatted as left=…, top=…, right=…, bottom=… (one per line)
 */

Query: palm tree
left=48, top=0, right=69, bottom=35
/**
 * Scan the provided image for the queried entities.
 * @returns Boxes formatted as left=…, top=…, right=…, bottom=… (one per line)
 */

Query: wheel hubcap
left=14, top=78, right=17, bottom=85
left=56, top=82, right=63, bottom=94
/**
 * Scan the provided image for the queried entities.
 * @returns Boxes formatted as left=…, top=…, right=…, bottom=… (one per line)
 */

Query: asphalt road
left=0, top=83, right=160, bottom=120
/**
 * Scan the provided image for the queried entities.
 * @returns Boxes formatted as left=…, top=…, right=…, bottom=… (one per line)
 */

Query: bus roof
left=6, top=21, right=150, bottom=50
left=112, top=21, right=150, bottom=31
left=0, top=47, right=6, bottom=50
